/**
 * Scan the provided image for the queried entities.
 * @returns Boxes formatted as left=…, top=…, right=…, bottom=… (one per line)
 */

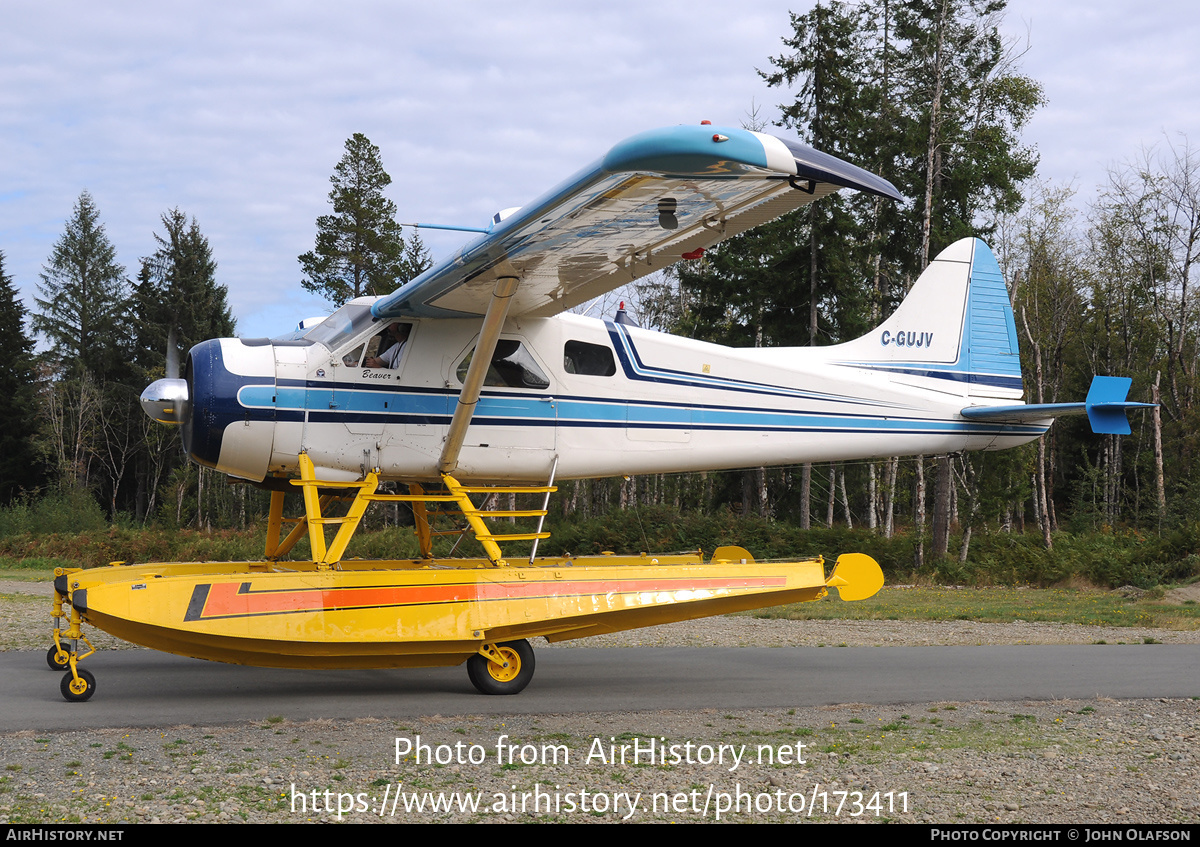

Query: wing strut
left=439, top=276, right=520, bottom=474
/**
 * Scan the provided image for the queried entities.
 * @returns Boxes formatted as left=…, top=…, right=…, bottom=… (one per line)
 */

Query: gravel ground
left=1, top=581, right=1197, bottom=824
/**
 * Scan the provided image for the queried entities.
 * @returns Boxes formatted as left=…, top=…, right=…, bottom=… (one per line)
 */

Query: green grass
left=747, top=586, right=1200, bottom=629
left=0, top=556, right=76, bottom=573
left=3, top=507, right=1200, bottom=588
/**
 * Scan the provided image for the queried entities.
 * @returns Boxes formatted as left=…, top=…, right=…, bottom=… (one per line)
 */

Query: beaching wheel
left=47, top=645, right=70, bottom=671
left=467, top=639, right=535, bottom=695
left=60, top=668, right=96, bottom=702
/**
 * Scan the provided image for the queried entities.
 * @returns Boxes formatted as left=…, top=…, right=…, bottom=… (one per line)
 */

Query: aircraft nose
left=140, top=377, right=190, bottom=425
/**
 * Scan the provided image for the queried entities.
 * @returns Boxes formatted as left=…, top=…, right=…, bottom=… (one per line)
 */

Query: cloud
left=2, top=0, right=1196, bottom=339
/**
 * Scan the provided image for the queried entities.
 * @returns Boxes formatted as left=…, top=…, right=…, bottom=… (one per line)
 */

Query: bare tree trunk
left=800, top=464, right=812, bottom=529
left=914, top=457, right=926, bottom=566
left=883, top=458, right=897, bottom=538
left=1035, top=448, right=1052, bottom=549
left=932, top=455, right=951, bottom=558
left=1154, top=372, right=1166, bottom=527
left=838, top=464, right=853, bottom=529
left=826, top=464, right=836, bottom=527
left=920, top=1, right=948, bottom=268
left=1105, top=435, right=1123, bottom=523
left=957, top=456, right=978, bottom=564
left=950, top=469, right=958, bottom=526
left=868, top=463, right=878, bottom=531
left=1022, top=307, right=1052, bottom=550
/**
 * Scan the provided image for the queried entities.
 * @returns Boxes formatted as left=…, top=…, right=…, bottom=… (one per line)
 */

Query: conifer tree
left=132, top=210, right=235, bottom=522
left=670, top=1, right=1043, bottom=536
left=0, top=249, right=44, bottom=501
left=678, top=2, right=876, bottom=523
left=890, top=0, right=1042, bottom=559
left=33, top=191, right=130, bottom=383
left=134, top=209, right=235, bottom=378
left=299, top=133, right=412, bottom=306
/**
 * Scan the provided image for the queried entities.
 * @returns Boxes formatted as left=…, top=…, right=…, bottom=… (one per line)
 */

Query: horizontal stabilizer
left=960, top=376, right=1154, bottom=435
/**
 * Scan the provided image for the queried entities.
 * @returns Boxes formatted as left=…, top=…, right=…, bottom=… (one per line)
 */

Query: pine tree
left=889, top=0, right=1043, bottom=559
left=299, top=133, right=412, bottom=306
left=761, top=0, right=877, bottom=347
left=33, top=191, right=130, bottom=383
left=670, top=1, right=1044, bottom=539
left=680, top=2, right=879, bottom=525
left=892, top=0, right=1043, bottom=265
left=132, top=210, right=235, bottom=522
left=400, top=229, right=433, bottom=287
left=134, top=209, right=235, bottom=378
left=0, top=250, right=44, bottom=501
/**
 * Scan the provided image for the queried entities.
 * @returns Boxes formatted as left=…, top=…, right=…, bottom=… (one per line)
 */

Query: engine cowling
left=140, top=338, right=277, bottom=482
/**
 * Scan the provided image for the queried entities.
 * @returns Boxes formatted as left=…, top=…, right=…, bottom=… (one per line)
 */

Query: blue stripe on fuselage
left=233, top=381, right=1042, bottom=438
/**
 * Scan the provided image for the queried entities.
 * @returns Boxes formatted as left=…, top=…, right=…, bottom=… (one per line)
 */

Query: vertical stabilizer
left=828, top=238, right=1023, bottom=400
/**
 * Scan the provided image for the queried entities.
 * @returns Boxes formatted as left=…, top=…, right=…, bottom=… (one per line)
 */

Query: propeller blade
left=166, top=328, right=180, bottom=380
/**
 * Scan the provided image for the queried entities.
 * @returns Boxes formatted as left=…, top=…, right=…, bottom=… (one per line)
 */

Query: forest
left=2, top=0, right=1198, bottom=585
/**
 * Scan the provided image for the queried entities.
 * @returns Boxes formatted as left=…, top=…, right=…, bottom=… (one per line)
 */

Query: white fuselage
left=194, top=307, right=1045, bottom=485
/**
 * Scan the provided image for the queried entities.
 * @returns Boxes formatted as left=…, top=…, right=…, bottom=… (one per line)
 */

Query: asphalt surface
left=6, top=644, right=1200, bottom=731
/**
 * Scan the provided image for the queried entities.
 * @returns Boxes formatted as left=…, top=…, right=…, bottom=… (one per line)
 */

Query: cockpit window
left=456, top=340, right=550, bottom=389
left=302, top=304, right=377, bottom=349
left=564, top=340, right=616, bottom=376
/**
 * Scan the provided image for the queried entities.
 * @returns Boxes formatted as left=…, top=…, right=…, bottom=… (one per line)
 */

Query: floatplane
left=49, top=123, right=1147, bottom=701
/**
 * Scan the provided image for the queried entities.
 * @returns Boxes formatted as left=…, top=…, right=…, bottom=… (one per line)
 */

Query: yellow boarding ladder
left=263, top=452, right=557, bottom=568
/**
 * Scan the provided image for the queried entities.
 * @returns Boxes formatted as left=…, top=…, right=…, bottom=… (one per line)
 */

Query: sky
left=3, top=0, right=1198, bottom=341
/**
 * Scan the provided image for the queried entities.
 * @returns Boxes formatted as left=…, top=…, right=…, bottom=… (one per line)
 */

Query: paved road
left=5, top=645, right=1200, bottom=731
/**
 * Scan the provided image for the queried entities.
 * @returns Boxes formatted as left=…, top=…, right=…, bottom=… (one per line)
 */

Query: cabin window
left=340, top=322, right=412, bottom=369
left=343, top=342, right=367, bottom=367
left=564, top=340, right=616, bottom=376
left=456, top=340, right=550, bottom=389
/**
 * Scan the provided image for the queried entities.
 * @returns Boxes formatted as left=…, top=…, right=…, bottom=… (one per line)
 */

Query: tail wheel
left=60, top=668, right=96, bottom=702
left=46, top=646, right=70, bottom=671
left=467, top=639, right=535, bottom=695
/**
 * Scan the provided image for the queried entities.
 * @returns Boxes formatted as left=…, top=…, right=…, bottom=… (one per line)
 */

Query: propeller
left=140, top=328, right=190, bottom=428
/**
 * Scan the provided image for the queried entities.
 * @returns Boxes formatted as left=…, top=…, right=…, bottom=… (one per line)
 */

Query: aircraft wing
left=372, top=124, right=901, bottom=321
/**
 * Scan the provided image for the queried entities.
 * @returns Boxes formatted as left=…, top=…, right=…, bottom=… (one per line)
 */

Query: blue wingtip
left=1085, top=376, right=1153, bottom=435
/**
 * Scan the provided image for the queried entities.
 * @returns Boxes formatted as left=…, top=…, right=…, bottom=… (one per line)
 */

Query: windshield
left=302, top=304, right=378, bottom=350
